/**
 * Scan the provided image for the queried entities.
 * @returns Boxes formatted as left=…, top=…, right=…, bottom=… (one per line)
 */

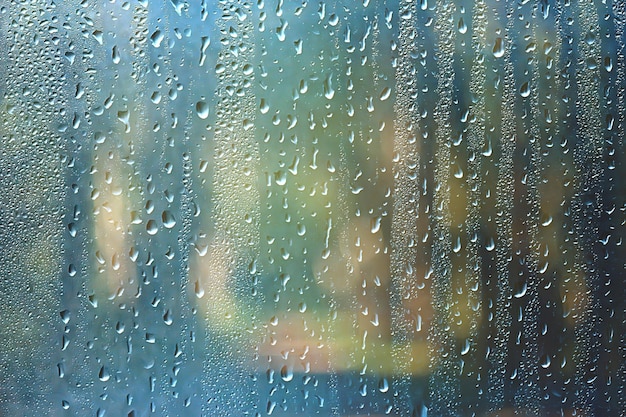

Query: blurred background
left=0, top=0, right=624, bottom=416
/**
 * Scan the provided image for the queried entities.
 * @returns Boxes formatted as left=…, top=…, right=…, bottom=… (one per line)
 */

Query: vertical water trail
left=69, top=2, right=150, bottom=414
left=155, top=6, right=198, bottom=412
left=490, top=0, right=515, bottom=410
left=0, top=2, right=67, bottom=414
left=463, top=0, right=486, bottom=406
left=331, top=6, right=356, bottom=413
left=572, top=0, right=603, bottom=414
left=537, top=3, right=566, bottom=411
left=595, top=1, right=622, bottom=411
left=391, top=0, right=421, bottom=414
left=429, top=0, right=457, bottom=413
left=357, top=6, right=396, bottom=410
left=203, top=1, right=261, bottom=413
left=57, top=2, right=106, bottom=414
left=154, top=8, right=180, bottom=414
left=512, top=2, right=543, bottom=413
left=611, top=1, right=626, bottom=413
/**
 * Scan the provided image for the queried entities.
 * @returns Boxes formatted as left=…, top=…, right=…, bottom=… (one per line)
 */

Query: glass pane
left=1, top=1, right=624, bottom=416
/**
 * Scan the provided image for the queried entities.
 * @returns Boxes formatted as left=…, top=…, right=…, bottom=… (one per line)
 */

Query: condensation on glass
left=0, top=0, right=624, bottom=416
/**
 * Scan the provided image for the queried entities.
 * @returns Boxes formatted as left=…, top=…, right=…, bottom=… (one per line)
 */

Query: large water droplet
left=520, top=81, right=530, bottom=98
left=146, top=220, right=158, bottom=235
left=196, top=101, right=209, bottom=119
left=324, top=73, right=335, bottom=99
left=280, top=365, right=293, bottom=382
left=458, top=17, right=467, bottom=34
left=162, top=210, right=176, bottom=228
left=493, top=37, right=504, bottom=58
left=378, top=377, right=389, bottom=393
left=98, top=366, right=110, bottom=382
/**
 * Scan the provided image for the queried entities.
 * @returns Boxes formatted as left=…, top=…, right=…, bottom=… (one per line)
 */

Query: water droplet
left=324, top=73, right=335, bottom=99
left=260, top=98, right=270, bottom=114
left=111, top=45, right=120, bottom=64
left=196, top=101, right=209, bottom=119
left=461, top=339, right=471, bottom=355
left=458, top=17, right=467, bottom=34
left=453, top=236, right=462, bottom=253
left=280, top=365, right=293, bottom=382
left=606, top=114, right=615, bottom=131
left=150, top=30, right=164, bottom=47
left=199, top=36, right=210, bottom=66
left=378, top=377, right=389, bottom=393
left=60, top=310, right=71, bottom=324
left=520, top=81, right=530, bottom=98
left=163, top=309, right=173, bottom=325
left=98, top=366, right=110, bottom=382
left=162, top=210, right=176, bottom=228
left=584, top=31, right=596, bottom=45
left=276, top=19, right=288, bottom=42
left=514, top=281, right=528, bottom=298
left=370, top=216, right=382, bottom=233
left=194, top=281, right=205, bottom=298
left=493, top=37, right=504, bottom=58
left=274, top=171, right=287, bottom=185
left=146, top=220, right=158, bottom=235
left=379, top=86, right=391, bottom=101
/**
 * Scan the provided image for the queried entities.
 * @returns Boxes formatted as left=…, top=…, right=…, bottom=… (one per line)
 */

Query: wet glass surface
left=0, top=1, right=624, bottom=416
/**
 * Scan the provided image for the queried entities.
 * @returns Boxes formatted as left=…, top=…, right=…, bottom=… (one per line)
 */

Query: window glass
left=1, top=0, right=624, bottom=416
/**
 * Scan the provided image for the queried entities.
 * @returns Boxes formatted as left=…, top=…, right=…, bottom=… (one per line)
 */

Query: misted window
left=1, top=0, right=624, bottom=416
